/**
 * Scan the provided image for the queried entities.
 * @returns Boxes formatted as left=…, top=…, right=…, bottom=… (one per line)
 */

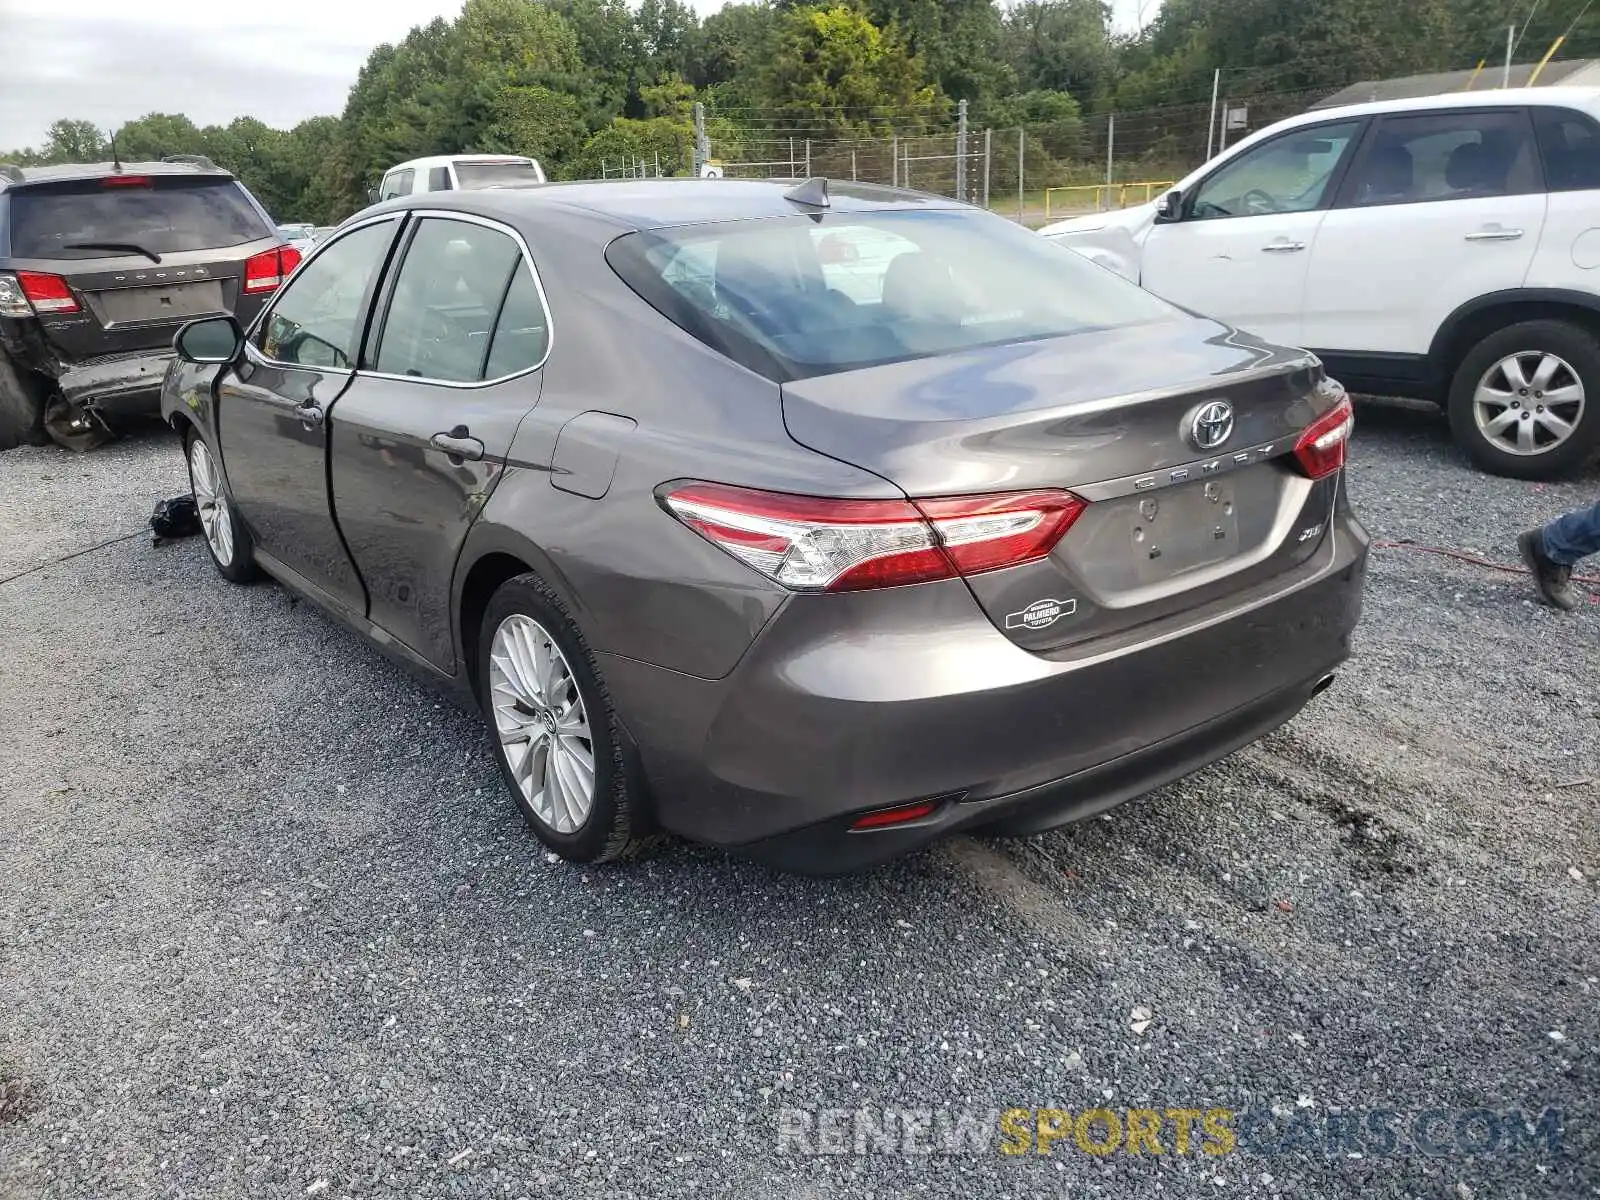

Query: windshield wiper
left=61, top=241, right=162, bottom=264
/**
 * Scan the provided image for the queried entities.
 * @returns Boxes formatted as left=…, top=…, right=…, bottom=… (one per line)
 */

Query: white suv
left=1041, top=88, right=1600, bottom=479
left=371, top=155, right=547, bottom=203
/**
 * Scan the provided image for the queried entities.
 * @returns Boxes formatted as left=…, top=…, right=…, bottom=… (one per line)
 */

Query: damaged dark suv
left=0, top=157, right=297, bottom=450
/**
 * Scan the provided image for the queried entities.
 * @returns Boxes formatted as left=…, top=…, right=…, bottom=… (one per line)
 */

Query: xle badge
left=1005, top=597, right=1077, bottom=631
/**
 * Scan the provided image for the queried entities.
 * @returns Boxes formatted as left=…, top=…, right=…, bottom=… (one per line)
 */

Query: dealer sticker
left=1005, top=598, right=1077, bottom=631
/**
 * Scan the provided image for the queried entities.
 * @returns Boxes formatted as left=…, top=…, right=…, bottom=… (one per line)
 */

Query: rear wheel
left=185, top=429, right=259, bottom=583
left=479, top=574, right=650, bottom=864
left=1447, top=319, right=1600, bottom=478
left=0, top=350, right=49, bottom=451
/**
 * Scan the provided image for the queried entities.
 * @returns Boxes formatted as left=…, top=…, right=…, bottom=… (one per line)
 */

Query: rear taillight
left=100, top=174, right=152, bottom=188
left=849, top=800, right=942, bottom=831
left=16, top=271, right=79, bottom=315
left=662, top=482, right=1086, bottom=593
left=243, top=247, right=300, bottom=294
left=1293, top=395, right=1354, bottom=480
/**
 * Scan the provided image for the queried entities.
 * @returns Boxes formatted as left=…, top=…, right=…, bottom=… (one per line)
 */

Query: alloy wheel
left=188, top=438, right=235, bottom=566
left=488, top=614, right=596, bottom=834
left=1472, top=351, right=1586, bottom=457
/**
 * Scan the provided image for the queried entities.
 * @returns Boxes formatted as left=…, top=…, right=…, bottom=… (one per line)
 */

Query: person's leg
left=1519, top=502, right=1596, bottom=611
left=1542, top=499, right=1600, bottom=566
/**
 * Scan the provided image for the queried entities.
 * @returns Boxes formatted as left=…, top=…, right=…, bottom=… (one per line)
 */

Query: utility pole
left=1504, top=24, right=1515, bottom=87
left=892, top=134, right=899, bottom=188
left=1206, top=69, right=1221, bottom=161
left=956, top=99, right=969, bottom=202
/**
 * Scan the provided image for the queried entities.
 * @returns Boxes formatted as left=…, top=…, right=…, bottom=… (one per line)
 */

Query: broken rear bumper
left=57, top=350, right=174, bottom=414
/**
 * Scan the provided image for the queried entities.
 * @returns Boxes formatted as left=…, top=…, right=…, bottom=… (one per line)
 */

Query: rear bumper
left=601, top=508, right=1369, bottom=873
left=58, top=350, right=174, bottom=413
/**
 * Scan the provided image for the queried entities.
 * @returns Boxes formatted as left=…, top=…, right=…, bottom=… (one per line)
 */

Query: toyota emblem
left=1190, top=400, right=1235, bottom=451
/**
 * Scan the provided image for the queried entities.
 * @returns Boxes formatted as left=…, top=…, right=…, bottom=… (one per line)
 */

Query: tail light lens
left=100, top=174, right=152, bottom=188
left=243, top=247, right=301, bottom=295
left=0, top=273, right=32, bottom=318
left=849, top=799, right=942, bottom=831
left=1293, top=395, right=1354, bottom=480
left=16, top=271, right=79, bottom=315
left=662, top=482, right=1086, bottom=593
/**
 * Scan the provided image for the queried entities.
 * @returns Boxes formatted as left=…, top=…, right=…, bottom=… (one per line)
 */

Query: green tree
left=865, top=0, right=1012, bottom=103
left=43, top=119, right=108, bottom=164
left=1002, top=0, right=1117, bottom=108
left=763, top=2, right=943, bottom=135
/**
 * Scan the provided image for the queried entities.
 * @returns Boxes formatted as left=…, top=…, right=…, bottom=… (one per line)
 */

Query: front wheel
left=185, top=430, right=259, bottom=583
left=479, top=574, right=651, bottom=864
left=1447, top=319, right=1600, bottom=479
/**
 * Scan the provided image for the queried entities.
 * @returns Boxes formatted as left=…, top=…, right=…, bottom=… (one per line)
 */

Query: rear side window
left=1340, top=110, right=1539, bottom=206
left=483, top=267, right=550, bottom=377
left=8, top=176, right=271, bottom=260
left=427, top=166, right=453, bottom=191
left=454, top=160, right=541, bottom=189
left=1533, top=107, right=1600, bottom=191
left=373, top=217, right=528, bottom=382
left=606, top=209, right=1178, bottom=381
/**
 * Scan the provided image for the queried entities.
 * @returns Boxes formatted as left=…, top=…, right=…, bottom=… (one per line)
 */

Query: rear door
left=216, top=215, right=403, bottom=615
left=1139, top=118, right=1366, bottom=344
left=5, top=173, right=280, bottom=359
left=1302, top=107, right=1546, bottom=356
left=1528, top=105, right=1600, bottom=288
left=327, top=213, right=551, bottom=672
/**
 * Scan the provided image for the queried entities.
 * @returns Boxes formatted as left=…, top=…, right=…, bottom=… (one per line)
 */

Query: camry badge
left=1190, top=400, right=1235, bottom=452
left=1005, top=598, right=1077, bottom=631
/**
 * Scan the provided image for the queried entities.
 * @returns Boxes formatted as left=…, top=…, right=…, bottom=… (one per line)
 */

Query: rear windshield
left=9, top=176, right=271, bottom=260
left=454, top=160, right=542, bottom=189
left=605, top=209, right=1179, bottom=381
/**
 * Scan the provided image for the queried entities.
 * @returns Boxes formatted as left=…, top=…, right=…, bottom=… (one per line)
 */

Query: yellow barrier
left=1043, top=181, right=1175, bottom=221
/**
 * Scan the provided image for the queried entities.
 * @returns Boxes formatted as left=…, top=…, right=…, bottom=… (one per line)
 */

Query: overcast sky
left=0, top=0, right=1160, bottom=151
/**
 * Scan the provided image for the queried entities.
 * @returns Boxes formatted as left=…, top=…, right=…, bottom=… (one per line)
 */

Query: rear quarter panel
left=461, top=205, right=904, bottom=681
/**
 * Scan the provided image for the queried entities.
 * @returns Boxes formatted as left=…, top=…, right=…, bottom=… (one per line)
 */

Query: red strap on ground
left=1373, top=539, right=1600, bottom=596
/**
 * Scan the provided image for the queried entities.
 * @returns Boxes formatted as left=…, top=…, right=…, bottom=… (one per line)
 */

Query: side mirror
left=174, top=316, right=244, bottom=365
left=367, top=187, right=379, bottom=204
left=1156, top=189, right=1183, bottom=223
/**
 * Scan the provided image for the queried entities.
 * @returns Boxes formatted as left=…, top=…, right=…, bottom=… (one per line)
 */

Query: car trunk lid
left=780, top=319, right=1347, bottom=652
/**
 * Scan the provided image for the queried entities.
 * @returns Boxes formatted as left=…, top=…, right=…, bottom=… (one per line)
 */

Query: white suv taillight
left=0, top=272, right=30, bottom=318
left=1293, top=395, right=1355, bottom=480
left=662, top=482, right=1087, bottom=592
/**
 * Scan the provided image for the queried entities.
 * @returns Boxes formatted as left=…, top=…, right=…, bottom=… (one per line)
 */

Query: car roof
left=1276, top=85, right=1600, bottom=129
left=0, top=160, right=233, bottom=192
left=370, top=177, right=964, bottom=233
left=388, top=154, right=541, bottom=171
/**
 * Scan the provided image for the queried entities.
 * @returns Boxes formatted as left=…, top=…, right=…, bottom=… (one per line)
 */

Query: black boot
left=1519, top=529, right=1580, bottom=612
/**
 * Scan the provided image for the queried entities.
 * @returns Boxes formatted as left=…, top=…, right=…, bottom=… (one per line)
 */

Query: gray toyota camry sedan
left=161, top=178, right=1368, bottom=873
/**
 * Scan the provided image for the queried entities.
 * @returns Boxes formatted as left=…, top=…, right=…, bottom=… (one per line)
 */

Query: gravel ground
left=1, top=406, right=1596, bottom=1200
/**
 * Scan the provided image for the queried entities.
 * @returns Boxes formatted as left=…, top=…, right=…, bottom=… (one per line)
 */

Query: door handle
left=297, top=401, right=324, bottom=430
left=1465, top=227, right=1524, bottom=241
left=1261, top=240, right=1306, bottom=253
left=431, top=426, right=485, bottom=462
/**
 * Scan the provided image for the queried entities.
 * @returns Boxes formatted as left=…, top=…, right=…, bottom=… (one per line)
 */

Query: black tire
left=478, top=573, right=650, bottom=864
left=1447, top=319, right=1600, bottom=479
left=183, top=427, right=260, bottom=584
left=0, top=350, right=49, bottom=451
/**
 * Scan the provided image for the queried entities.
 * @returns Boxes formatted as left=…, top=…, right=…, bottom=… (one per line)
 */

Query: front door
left=216, top=216, right=402, bottom=614
left=1140, top=118, right=1366, bottom=346
left=328, top=214, right=553, bottom=672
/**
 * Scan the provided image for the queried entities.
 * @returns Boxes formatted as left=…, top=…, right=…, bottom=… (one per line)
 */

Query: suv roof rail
left=0, top=163, right=25, bottom=184
left=161, top=154, right=219, bottom=171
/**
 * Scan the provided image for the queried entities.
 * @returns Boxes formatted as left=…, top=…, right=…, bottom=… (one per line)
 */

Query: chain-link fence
left=697, top=82, right=1343, bottom=225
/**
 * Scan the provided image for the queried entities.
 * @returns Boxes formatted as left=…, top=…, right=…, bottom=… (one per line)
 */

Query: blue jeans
left=1543, top=499, right=1600, bottom=566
